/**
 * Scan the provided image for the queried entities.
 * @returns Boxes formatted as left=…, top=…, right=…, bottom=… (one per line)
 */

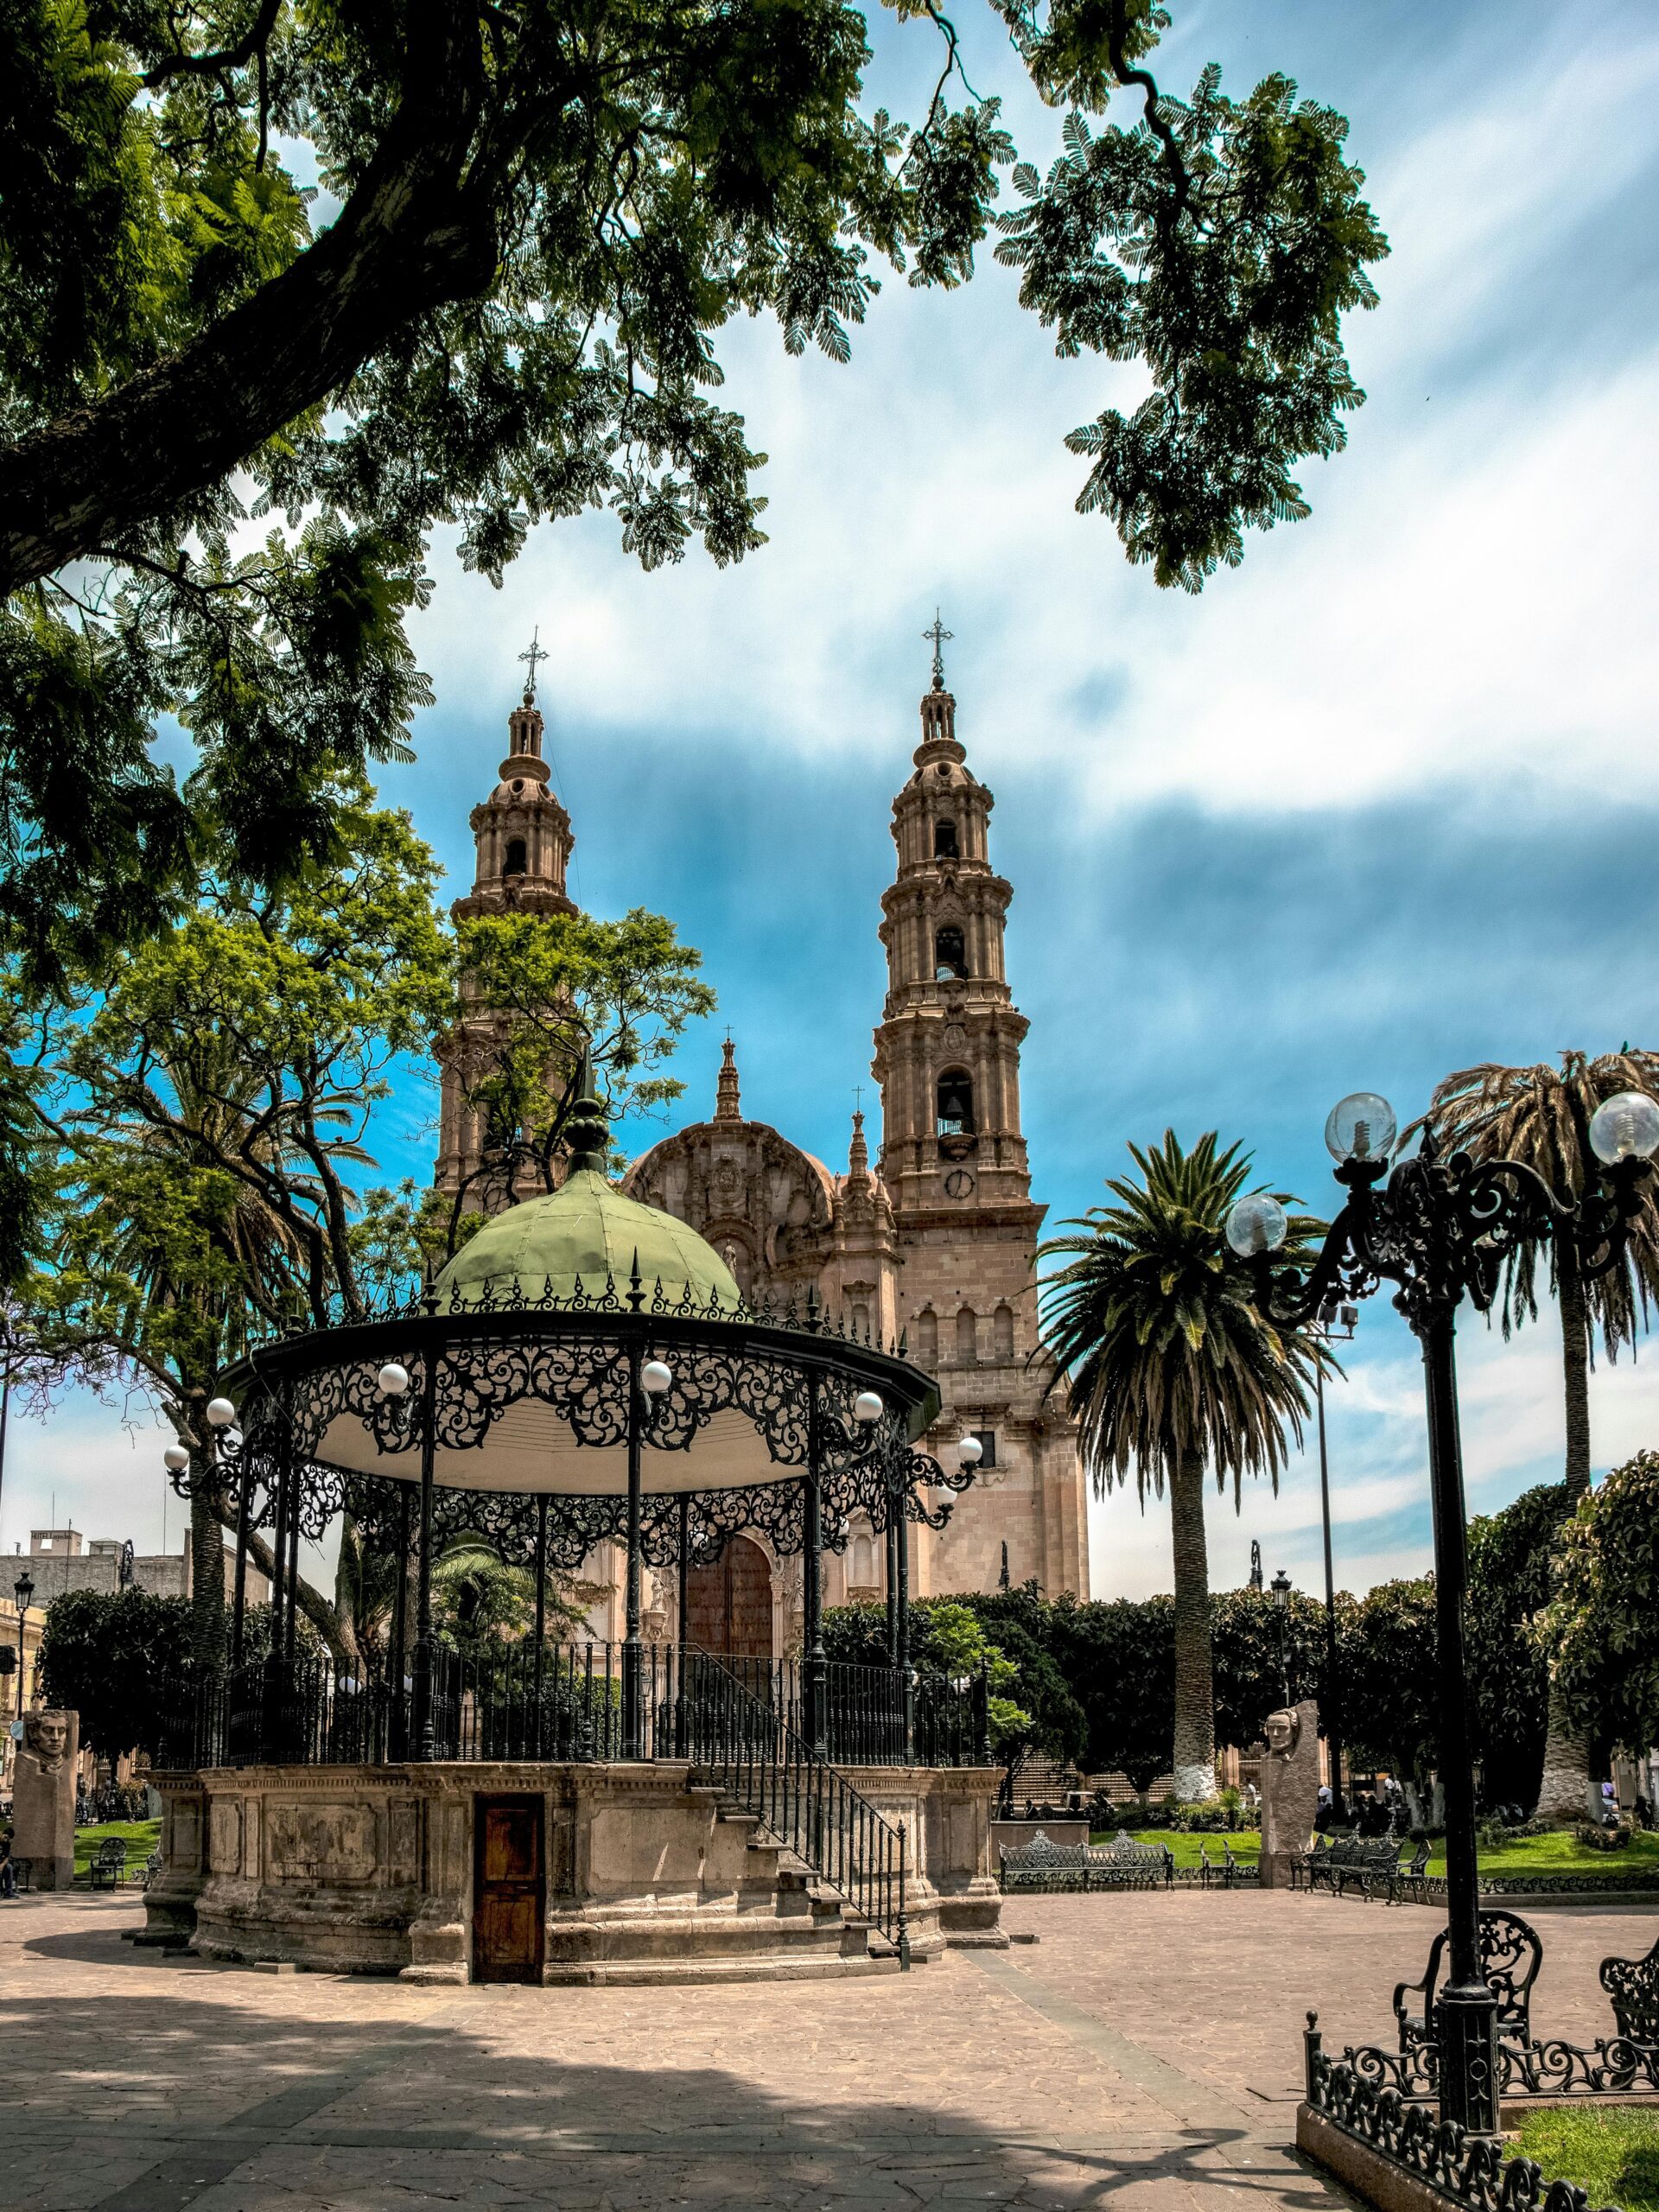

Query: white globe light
left=206, top=1396, right=237, bottom=1428
left=641, top=1358, right=674, bottom=1396
left=163, top=1444, right=189, bottom=1473
left=377, top=1362, right=410, bottom=1399
left=1590, top=1091, right=1659, bottom=1166
left=957, top=1434, right=983, bottom=1467
left=853, top=1390, right=884, bottom=1425
left=1324, top=1092, right=1397, bottom=1165
left=1224, top=1193, right=1288, bottom=1258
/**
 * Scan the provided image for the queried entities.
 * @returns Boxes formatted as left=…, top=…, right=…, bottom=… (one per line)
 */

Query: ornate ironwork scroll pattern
left=1306, top=2035, right=1606, bottom=2212
left=289, top=1348, right=427, bottom=1462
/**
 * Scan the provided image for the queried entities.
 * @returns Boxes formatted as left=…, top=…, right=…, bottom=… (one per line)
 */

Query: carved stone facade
left=624, top=664, right=1090, bottom=1610
left=435, top=658, right=1090, bottom=1637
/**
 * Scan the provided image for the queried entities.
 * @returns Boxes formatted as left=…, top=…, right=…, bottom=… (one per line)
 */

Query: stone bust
left=1264, top=1705, right=1302, bottom=1759
left=22, top=1708, right=70, bottom=1775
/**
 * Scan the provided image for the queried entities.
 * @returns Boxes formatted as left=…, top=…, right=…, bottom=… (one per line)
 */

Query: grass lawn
left=1090, top=1828, right=1262, bottom=1867
left=1510, top=2107, right=1659, bottom=2212
left=71, top=1819, right=161, bottom=1882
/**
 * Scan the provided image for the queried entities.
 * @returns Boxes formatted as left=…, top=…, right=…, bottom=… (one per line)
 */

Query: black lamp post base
left=1436, top=1986, right=1499, bottom=2135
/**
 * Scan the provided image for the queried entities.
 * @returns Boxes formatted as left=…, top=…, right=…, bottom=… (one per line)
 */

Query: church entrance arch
left=686, top=1535, right=774, bottom=1657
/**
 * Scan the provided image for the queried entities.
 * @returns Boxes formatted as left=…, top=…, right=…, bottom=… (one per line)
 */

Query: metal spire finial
left=519, top=626, right=549, bottom=704
left=923, top=609, right=952, bottom=692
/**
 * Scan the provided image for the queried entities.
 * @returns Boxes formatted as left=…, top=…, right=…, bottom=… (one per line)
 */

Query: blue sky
left=8, top=0, right=1659, bottom=1603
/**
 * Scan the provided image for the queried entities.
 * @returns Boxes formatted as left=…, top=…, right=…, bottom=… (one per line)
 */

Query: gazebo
left=143, top=1074, right=1007, bottom=1982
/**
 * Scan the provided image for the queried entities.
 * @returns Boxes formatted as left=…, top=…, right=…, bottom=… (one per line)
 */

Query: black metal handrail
left=678, top=1646, right=910, bottom=1965
left=139, top=1643, right=987, bottom=1783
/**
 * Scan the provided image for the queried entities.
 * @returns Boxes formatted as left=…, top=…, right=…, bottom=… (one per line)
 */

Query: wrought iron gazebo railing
left=142, top=1647, right=991, bottom=1774
left=679, top=1647, right=910, bottom=1962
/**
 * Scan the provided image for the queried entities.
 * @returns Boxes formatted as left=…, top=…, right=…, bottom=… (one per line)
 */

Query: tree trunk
left=1169, top=1448, right=1217, bottom=1801
left=1535, top=1250, right=1595, bottom=1826
left=188, top=1478, right=226, bottom=1670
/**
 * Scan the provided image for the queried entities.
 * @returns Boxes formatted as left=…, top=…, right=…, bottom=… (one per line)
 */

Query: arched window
left=850, top=1527, right=875, bottom=1590
left=915, top=1308, right=939, bottom=1369
left=504, top=836, right=527, bottom=876
left=994, top=1304, right=1015, bottom=1362
left=933, top=818, right=960, bottom=859
left=956, top=1306, right=978, bottom=1364
left=850, top=1300, right=870, bottom=1342
left=934, top=925, right=966, bottom=981
left=937, top=1069, right=975, bottom=1138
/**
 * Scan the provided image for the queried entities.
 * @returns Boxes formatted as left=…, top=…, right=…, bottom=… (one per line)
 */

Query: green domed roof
left=433, top=1167, right=741, bottom=1314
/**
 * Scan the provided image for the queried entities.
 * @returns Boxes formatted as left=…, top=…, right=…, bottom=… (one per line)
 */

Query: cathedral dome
left=432, top=1063, right=741, bottom=1313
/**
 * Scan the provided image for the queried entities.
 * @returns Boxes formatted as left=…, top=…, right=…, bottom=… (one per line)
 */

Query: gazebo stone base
left=149, top=1758, right=1002, bottom=1984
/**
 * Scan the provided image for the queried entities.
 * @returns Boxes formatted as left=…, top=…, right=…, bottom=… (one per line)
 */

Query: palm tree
left=1422, top=1049, right=1659, bottom=1823
left=1039, top=1131, right=1326, bottom=1801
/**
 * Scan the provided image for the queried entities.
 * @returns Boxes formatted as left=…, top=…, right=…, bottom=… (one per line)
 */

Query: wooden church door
left=685, top=1535, right=773, bottom=1656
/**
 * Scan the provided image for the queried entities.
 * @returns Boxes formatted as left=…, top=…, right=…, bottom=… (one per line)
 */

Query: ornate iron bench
left=1393, top=1837, right=1432, bottom=1904
left=1394, top=1909, right=1542, bottom=2058
left=1304, top=1835, right=1401, bottom=1899
left=88, top=1837, right=129, bottom=1890
left=1086, top=1832, right=1174, bottom=1890
left=999, top=1829, right=1173, bottom=1893
left=1198, top=1837, right=1256, bottom=1888
left=1600, top=1932, right=1659, bottom=2043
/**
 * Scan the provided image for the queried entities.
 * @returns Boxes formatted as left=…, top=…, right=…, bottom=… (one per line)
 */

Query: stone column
left=1260, top=1698, right=1321, bottom=1888
left=13, top=1708, right=79, bottom=1890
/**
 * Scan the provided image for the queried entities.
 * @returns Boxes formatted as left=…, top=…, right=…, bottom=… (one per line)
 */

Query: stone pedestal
left=1260, top=1698, right=1320, bottom=1890
left=12, top=1708, right=79, bottom=1890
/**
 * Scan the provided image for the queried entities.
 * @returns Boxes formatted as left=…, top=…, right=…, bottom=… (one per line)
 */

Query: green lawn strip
left=1510, top=2106, right=1659, bottom=2212
left=1427, top=1832, right=1659, bottom=1881
left=1088, top=1828, right=1262, bottom=1867
left=70, top=1820, right=161, bottom=1882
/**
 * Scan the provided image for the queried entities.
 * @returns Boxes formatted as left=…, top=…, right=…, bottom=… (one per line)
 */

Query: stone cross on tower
left=519, top=626, right=549, bottom=703
left=923, top=610, right=953, bottom=693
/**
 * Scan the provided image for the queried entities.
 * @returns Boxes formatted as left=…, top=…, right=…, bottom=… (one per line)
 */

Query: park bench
left=999, top=1828, right=1173, bottom=1893
left=139, top=1850, right=163, bottom=1891
left=1395, top=1909, right=1542, bottom=2059
left=88, top=1837, right=129, bottom=1890
left=1198, top=1838, right=1256, bottom=1889
left=1306, top=1835, right=1401, bottom=1900
left=1393, top=1838, right=1433, bottom=1904
left=1600, top=1932, right=1659, bottom=2044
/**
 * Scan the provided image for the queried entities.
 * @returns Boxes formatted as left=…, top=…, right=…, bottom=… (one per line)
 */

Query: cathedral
left=435, top=632, right=1090, bottom=1654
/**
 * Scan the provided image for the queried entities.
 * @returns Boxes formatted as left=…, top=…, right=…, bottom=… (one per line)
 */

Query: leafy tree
left=1, top=3, right=1386, bottom=982
left=1049, top=1592, right=1173, bottom=1791
left=1039, top=1130, right=1325, bottom=1798
left=435, top=907, right=716, bottom=1246
left=1422, top=1051, right=1659, bottom=1821
left=1340, top=1577, right=1440, bottom=1814
left=1465, top=1483, right=1563, bottom=1811
left=1210, top=1585, right=1332, bottom=1751
left=37, top=1586, right=196, bottom=1756
left=1538, top=1450, right=1659, bottom=1759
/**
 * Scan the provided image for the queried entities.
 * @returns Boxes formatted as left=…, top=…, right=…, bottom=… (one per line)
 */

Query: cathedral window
left=937, top=1069, right=975, bottom=1137
left=915, top=1308, right=938, bottom=1368
left=934, top=925, right=966, bottom=981
left=955, top=1306, right=978, bottom=1363
left=850, top=1300, right=870, bottom=1341
left=993, top=1303, right=1015, bottom=1362
left=970, top=1428, right=997, bottom=1470
left=933, top=818, right=959, bottom=859
left=504, top=836, right=527, bottom=876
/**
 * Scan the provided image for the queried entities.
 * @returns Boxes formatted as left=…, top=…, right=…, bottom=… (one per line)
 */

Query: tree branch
left=142, top=0, right=283, bottom=88
left=1106, top=0, right=1192, bottom=227
left=0, top=0, right=493, bottom=598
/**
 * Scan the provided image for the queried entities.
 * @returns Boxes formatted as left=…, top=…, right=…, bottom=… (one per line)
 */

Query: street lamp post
left=1225, top=1085, right=1659, bottom=2138
left=1313, top=1299, right=1357, bottom=1822
left=1269, top=1567, right=1292, bottom=1708
left=14, top=1566, right=34, bottom=1718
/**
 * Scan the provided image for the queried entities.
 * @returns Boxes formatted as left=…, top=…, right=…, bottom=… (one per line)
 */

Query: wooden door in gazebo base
left=686, top=1534, right=773, bottom=1656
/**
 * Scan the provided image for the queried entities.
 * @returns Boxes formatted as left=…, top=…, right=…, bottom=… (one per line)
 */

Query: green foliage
left=37, top=1586, right=194, bottom=1756
left=1340, top=1576, right=1440, bottom=1785
left=1039, top=1131, right=1327, bottom=1506
left=1540, top=1450, right=1659, bottom=1753
left=1048, top=1591, right=1173, bottom=1789
left=1210, top=1585, right=1332, bottom=1746
left=1466, top=1483, right=1566, bottom=1806
left=0, top=3, right=1383, bottom=977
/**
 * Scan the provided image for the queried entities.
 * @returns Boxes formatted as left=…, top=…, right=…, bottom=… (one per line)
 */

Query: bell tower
left=872, top=622, right=1032, bottom=1219
left=437, top=636, right=579, bottom=1198
left=870, top=620, right=1087, bottom=1603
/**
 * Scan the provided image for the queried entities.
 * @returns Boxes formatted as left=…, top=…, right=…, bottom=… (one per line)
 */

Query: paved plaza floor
left=3, top=1888, right=1652, bottom=2212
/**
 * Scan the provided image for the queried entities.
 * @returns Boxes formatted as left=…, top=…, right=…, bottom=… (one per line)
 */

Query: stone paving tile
left=15, top=1887, right=1646, bottom=2212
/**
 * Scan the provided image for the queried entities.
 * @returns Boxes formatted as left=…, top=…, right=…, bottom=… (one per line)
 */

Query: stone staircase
left=539, top=1782, right=894, bottom=1986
